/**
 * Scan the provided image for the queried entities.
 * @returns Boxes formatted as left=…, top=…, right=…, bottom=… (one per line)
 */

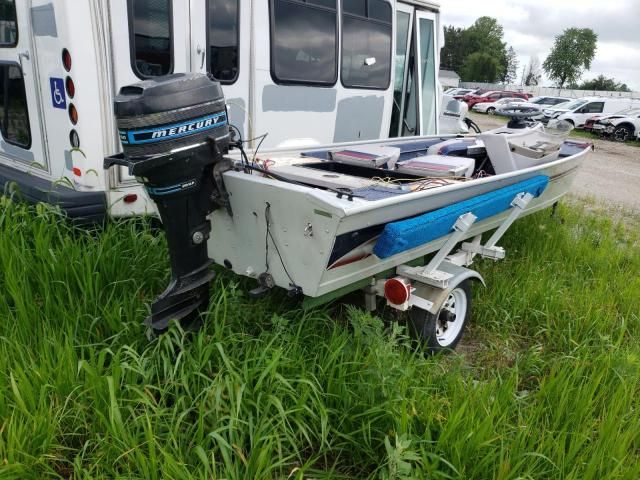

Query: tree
left=461, top=52, right=501, bottom=83
left=578, top=75, right=630, bottom=92
left=543, top=28, right=598, bottom=88
left=441, top=26, right=466, bottom=72
left=442, top=16, right=509, bottom=83
left=464, top=17, right=508, bottom=81
left=522, top=55, right=542, bottom=86
left=503, top=46, right=519, bottom=84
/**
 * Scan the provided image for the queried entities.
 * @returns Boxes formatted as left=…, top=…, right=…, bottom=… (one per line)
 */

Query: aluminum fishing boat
left=105, top=75, right=591, bottom=352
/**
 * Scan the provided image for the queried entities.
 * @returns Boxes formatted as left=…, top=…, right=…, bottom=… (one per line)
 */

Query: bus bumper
left=0, top=163, right=107, bottom=223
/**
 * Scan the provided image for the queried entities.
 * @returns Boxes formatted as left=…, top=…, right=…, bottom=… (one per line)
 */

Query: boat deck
left=250, top=134, right=591, bottom=203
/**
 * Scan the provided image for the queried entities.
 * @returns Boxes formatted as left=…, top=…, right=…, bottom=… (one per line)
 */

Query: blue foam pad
left=373, top=175, right=549, bottom=259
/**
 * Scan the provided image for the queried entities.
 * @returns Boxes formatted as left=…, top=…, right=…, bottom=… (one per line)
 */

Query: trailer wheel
left=408, top=280, right=471, bottom=353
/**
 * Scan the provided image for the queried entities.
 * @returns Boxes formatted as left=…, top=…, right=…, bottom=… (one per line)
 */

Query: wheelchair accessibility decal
left=50, top=77, right=66, bottom=109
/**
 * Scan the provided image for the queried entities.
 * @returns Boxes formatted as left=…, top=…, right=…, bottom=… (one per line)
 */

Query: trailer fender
left=410, top=267, right=485, bottom=316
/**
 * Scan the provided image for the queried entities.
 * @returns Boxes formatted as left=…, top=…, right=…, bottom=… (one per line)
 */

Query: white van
left=543, top=97, right=640, bottom=128
left=0, top=0, right=456, bottom=221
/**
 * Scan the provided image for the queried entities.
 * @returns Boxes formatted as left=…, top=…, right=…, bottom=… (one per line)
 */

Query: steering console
left=496, top=105, right=543, bottom=129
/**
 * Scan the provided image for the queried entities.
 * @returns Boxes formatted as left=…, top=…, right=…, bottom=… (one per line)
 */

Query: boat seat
left=480, top=125, right=564, bottom=174
left=509, top=141, right=561, bottom=160
left=303, top=138, right=449, bottom=164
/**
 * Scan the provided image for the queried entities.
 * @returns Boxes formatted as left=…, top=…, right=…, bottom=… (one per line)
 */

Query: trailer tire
left=408, top=280, right=471, bottom=354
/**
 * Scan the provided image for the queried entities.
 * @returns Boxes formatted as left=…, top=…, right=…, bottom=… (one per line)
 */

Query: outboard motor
left=104, top=73, right=231, bottom=333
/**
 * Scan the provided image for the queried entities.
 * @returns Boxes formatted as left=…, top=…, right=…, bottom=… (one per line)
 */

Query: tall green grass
left=0, top=196, right=639, bottom=479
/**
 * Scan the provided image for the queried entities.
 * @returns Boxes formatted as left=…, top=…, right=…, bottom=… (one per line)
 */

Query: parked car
left=596, top=110, right=640, bottom=142
left=444, top=88, right=475, bottom=97
left=472, top=97, right=527, bottom=114
left=588, top=108, right=640, bottom=134
left=543, top=97, right=640, bottom=128
left=522, top=96, right=572, bottom=108
left=454, top=88, right=487, bottom=100
left=584, top=115, right=606, bottom=132
left=463, top=90, right=532, bottom=108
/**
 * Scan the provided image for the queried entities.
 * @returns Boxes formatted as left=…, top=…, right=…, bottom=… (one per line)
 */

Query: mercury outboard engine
left=104, top=73, right=231, bottom=333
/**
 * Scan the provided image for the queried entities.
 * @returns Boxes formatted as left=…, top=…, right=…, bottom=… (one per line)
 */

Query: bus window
left=129, top=0, right=173, bottom=78
left=208, top=0, right=239, bottom=84
left=270, top=0, right=337, bottom=86
left=0, top=64, right=31, bottom=148
left=0, top=0, right=17, bottom=47
left=341, top=0, right=392, bottom=89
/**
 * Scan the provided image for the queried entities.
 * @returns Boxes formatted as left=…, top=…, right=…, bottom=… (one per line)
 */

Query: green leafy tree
left=464, top=17, right=508, bottom=80
left=440, top=26, right=466, bottom=72
left=442, top=16, right=508, bottom=83
left=461, top=52, right=500, bottom=83
left=578, top=75, right=630, bottom=92
left=543, top=28, right=598, bottom=88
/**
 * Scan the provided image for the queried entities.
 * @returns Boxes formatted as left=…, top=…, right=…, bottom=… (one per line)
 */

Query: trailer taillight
left=384, top=277, right=411, bottom=305
left=62, top=49, right=72, bottom=71
left=66, top=77, right=75, bottom=98
left=69, top=104, right=78, bottom=125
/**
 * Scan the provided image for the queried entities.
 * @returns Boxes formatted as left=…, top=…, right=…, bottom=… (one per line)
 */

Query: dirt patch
left=468, top=112, right=640, bottom=213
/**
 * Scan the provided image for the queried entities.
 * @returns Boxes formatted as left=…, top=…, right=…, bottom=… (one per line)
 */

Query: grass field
left=0, top=196, right=639, bottom=479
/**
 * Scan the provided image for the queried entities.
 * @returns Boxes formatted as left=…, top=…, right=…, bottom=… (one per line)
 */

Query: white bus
left=0, top=0, right=457, bottom=220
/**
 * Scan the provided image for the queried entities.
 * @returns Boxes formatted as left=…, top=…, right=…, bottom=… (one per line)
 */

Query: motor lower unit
left=104, top=73, right=231, bottom=333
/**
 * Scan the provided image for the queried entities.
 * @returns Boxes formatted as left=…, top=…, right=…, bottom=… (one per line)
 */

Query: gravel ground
left=468, top=112, right=640, bottom=213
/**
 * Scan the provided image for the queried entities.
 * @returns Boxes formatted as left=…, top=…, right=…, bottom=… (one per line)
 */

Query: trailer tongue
left=104, top=74, right=232, bottom=332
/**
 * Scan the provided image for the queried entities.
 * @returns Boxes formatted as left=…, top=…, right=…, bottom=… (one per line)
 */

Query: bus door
left=189, top=0, right=250, bottom=141
left=0, top=0, right=48, bottom=173
left=109, top=0, right=191, bottom=185
left=389, top=4, right=438, bottom=137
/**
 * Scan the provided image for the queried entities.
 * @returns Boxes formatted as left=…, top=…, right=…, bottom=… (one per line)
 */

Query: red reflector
left=62, top=49, right=72, bottom=71
left=65, top=76, right=75, bottom=98
left=123, top=194, right=138, bottom=204
left=72, top=167, right=81, bottom=177
left=384, top=277, right=411, bottom=305
left=68, top=104, right=78, bottom=125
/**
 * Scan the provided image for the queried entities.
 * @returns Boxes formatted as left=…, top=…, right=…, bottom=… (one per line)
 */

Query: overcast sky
left=439, top=0, right=640, bottom=90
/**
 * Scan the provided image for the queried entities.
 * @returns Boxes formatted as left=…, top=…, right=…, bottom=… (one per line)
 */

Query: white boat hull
left=208, top=135, right=589, bottom=298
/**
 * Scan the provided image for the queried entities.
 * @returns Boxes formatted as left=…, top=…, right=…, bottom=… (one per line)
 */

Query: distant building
left=439, top=70, right=460, bottom=88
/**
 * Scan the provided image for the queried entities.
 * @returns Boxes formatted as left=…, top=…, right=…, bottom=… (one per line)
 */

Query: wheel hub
left=435, top=288, right=468, bottom=346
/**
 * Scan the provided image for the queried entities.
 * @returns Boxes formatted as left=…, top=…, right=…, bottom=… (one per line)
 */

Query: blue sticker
left=50, top=77, right=66, bottom=109
left=119, top=111, right=228, bottom=145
